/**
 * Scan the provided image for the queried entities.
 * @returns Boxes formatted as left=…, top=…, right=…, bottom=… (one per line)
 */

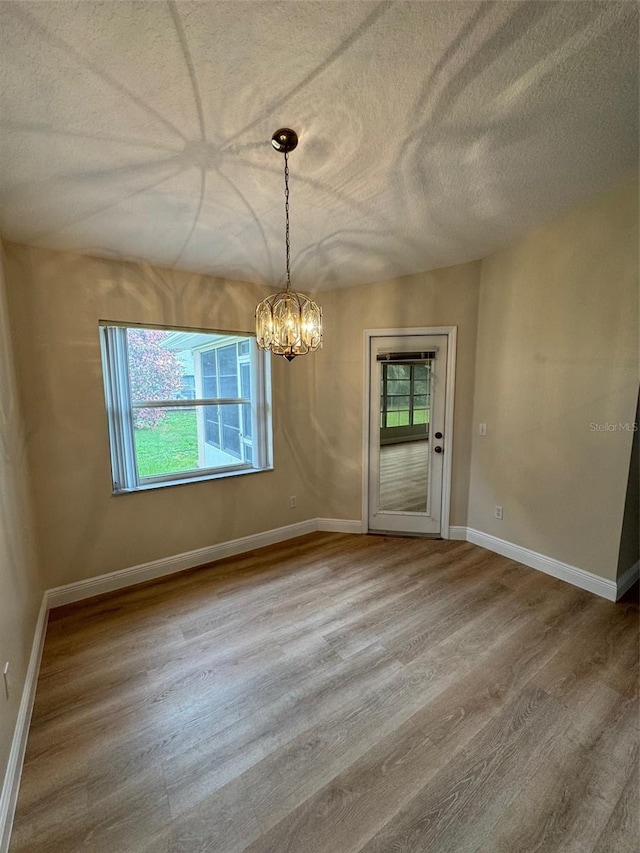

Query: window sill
left=112, top=465, right=274, bottom=495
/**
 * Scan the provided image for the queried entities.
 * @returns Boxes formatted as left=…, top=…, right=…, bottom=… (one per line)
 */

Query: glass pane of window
left=198, top=404, right=247, bottom=466
left=201, top=351, right=217, bottom=398
left=413, top=364, right=428, bottom=380
left=204, top=405, right=220, bottom=447
left=219, top=404, right=240, bottom=458
left=240, top=362, right=251, bottom=396
left=179, top=375, right=196, bottom=400
left=222, top=427, right=241, bottom=457
left=414, top=395, right=428, bottom=408
left=218, top=344, right=238, bottom=397
left=221, top=405, right=240, bottom=430
left=413, top=380, right=428, bottom=395
left=101, top=325, right=270, bottom=492
left=386, top=410, right=410, bottom=426
left=218, top=344, right=237, bottom=375
left=127, top=328, right=188, bottom=404
left=242, top=409, right=252, bottom=439
left=387, top=364, right=410, bottom=380
left=388, top=395, right=410, bottom=410
left=413, top=408, right=428, bottom=425
left=133, top=407, right=199, bottom=477
left=388, top=380, right=410, bottom=395
left=240, top=364, right=252, bottom=439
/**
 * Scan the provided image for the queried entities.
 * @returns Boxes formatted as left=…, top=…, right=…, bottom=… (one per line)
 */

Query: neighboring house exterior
left=162, top=332, right=253, bottom=470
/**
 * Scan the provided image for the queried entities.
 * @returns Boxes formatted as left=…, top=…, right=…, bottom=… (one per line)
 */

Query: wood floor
left=9, top=533, right=639, bottom=853
left=379, top=441, right=429, bottom=512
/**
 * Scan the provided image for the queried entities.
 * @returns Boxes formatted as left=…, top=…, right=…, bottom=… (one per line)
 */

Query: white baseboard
left=47, top=518, right=367, bottom=609
left=464, top=527, right=618, bottom=601
left=2, top=516, right=629, bottom=851
left=0, top=598, right=48, bottom=853
left=447, top=526, right=469, bottom=541
left=47, top=518, right=319, bottom=608
left=317, top=518, right=365, bottom=534
left=1, top=517, right=344, bottom=850
left=616, top=560, right=640, bottom=600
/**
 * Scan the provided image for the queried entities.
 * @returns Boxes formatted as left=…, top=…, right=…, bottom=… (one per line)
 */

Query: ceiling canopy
left=0, top=1, right=637, bottom=290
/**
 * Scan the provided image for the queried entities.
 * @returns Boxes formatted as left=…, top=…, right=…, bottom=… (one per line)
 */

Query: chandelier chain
left=255, top=128, right=322, bottom=360
left=284, top=150, right=291, bottom=291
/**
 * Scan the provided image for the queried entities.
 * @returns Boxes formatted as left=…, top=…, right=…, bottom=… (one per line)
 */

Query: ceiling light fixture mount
left=255, top=128, right=322, bottom=361
left=271, top=127, right=298, bottom=154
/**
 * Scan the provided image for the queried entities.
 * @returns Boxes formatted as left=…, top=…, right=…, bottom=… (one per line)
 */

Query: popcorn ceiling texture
left=0, top=0, right=637, bottom=290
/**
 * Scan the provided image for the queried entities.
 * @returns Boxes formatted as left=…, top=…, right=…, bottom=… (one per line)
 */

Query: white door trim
left=362, top=327, right=457, bottom=539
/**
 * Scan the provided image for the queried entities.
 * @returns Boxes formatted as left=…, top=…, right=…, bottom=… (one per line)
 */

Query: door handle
left=434, top=445, right=443, bottom=454
left=435, top=431, right=443, bottom=439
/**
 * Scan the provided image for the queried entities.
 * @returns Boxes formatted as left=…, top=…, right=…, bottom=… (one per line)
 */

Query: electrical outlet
left=3, top=662, right=9, bottom=701
left=289, top=495, right=297, bottom=509
left=494, top=506, right=503, bottom=520
left=478, top=423, right=487, bottom=435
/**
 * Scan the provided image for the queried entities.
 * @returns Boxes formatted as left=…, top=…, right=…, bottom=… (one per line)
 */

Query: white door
left=367, top=334, right=448, bottom=535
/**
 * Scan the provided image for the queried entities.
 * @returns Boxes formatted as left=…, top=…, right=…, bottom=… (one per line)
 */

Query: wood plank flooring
left=379, top=441, right=429, bottom=512
left=9, top=533, right=639, bottom=853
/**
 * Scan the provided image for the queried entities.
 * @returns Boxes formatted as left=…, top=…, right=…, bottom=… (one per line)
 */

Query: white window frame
left=99, top=322, right=272, bottom=494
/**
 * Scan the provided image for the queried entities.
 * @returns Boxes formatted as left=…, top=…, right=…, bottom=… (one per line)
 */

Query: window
left=380, top=362, right=431, bottom=427
left=99, top=323, right=272, bottom=493
left=379, top=360, right=431, bottom=444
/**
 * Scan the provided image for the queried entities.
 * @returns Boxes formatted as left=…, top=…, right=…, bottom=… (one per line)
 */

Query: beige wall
left=617, top=392, right=639, bottom=579
left=3, top=179, right=636, bottom=605
left=469, top=179, right=639, bottom=580
left=4, top=245, right=318, bottom=589
left=0, top=242, right=42, bottom=799
left=1, top=178, right=637, bottom=844
left=314, top=263, right=481, bottom=525
left=4, top=245, right=480, bottom=599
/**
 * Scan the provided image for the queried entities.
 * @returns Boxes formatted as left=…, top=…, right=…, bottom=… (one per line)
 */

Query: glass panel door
left=379, top=361, right=432, bottom=512
left=368, top=335, right=448, bottom=536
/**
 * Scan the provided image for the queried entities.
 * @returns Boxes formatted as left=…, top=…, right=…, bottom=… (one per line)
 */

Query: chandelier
left=255, top=128, right=323, bottom=361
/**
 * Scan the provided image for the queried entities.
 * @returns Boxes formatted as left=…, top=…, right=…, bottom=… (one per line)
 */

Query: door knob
left=434, top=445, right=443, bottom=453
left=434, top=431, right=443, bottom=439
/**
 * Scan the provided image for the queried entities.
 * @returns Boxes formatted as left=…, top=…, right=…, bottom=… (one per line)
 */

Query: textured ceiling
left=0, top=1, right=637, bottom=290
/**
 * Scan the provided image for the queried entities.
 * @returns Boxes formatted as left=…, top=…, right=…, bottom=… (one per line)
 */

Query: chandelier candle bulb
left=255, top=128, right=323, bottom=361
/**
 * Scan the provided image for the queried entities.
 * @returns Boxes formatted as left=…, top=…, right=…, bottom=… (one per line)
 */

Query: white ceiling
left=0, top=1, right=637, bottom=290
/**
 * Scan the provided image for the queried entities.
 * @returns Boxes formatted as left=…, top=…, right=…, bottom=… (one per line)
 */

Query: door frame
left=362, top=326, right=457, bottom=538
